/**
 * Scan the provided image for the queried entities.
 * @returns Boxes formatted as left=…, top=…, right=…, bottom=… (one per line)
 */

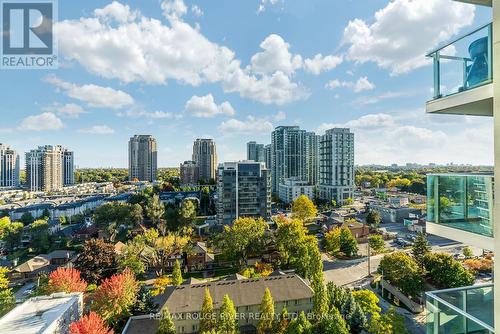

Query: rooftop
left=0, top=293, right=83, bottom=334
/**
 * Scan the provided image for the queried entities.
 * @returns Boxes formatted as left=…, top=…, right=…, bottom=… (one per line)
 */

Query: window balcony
left=426, top=174, right=494, bottom=250
left=426, top=284, right=494, bottom=334
left=426, top=23, right=492, bottom=116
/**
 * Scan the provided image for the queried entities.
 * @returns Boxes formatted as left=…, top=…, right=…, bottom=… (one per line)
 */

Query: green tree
left=368, top=235, right=385, bottom=254
left=462, top=246, right=473, bottom=258
left=291, top=195, right=318, bottom=222
left=313, top=307, right=349, bottom=334
left=341, top=293, right=367, bottom=333
left=3, top=221, right=23, bottom=251
left=117, top=240, right=147, bottom=276
left=344, top=197, right=354, bottom=206
left=378, top=252, right=423, bottom=297
left=257, top=288, right=274, bottom=334
left=0, top=267, right=15, bottom=316
left=411, top=232, right=430, bottom=269
left=30, top=219, right=50, bottom=252
left=366, top=210, right=381, bottom=227
left=218, top=294, right=237, bottom=334
left=157, top=307, right=176, bottom=334
left=20, top=212, right=34, bottom=226
left=200, top=288, right=216, bottom=333
left=274, top=307, right=289, bottom=334
left=171, top=259, right=183, bottom=286
left=352, top=289, right=381, bottom=315
left=339, top=227, right=358, bottom=257
left=285, top=311, right=311, bottom=334
left=324, top=228, right=341, bottom=255
left=179, top=199, right=197, bottom=227
left=423, top=253, right=474, bottom=289
left=145, top=194, right=165, bottom=227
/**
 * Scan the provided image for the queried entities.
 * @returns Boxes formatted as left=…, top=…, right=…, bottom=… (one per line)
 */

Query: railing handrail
left=426, top=21, right=492, bottom=57
left=425, top=284, right=495, bottom=332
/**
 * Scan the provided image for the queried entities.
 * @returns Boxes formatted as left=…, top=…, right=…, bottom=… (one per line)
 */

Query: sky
left=0, top=0, right=494, bottom=168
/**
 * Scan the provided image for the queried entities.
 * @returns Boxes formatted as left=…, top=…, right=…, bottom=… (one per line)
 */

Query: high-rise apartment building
left=25, top=145, right=74, bottom=192
left=0, top=144, right=20, bottom=187
left=264, top=144, right=272, bottom=169
left=192, top=139, right=217, bottom=182
left=128, top=135, right=157, bottom=182
left=216, top=161, right=271, bottom=225
left=180, top=160, right=199, bottom=185
left=247, top=141, right=265, bottom=163
left=423, top=2, right=497, bottom=332
left=270, top=126, right=318, bottom=194
left=318, top=128, right=354, bottom=204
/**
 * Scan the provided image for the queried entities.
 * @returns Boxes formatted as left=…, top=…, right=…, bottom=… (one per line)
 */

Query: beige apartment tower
left=25, top=145, right=74, bottom=192
left=128, top=135, right=158, bottom=182
left=192, top=139, right=217, bottom=182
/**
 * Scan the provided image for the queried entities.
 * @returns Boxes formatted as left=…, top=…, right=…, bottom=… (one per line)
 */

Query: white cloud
left=342, top=0, right=475, bottom=75
left=55, top=3, right=307, bottom=105
left=219, top=116, right=273, bottom=134
left=304, top=54, right=343, bottom=75
left=317, top=113, right=395, bottom=134
left=44, top=103, right=86, bottom=118
left=78, top=125, right=115, bottom=134
left=118, top=110, right=176, bottom=119
left=161, top=0, right=187, bottom=20
left=257, top=0, right=282, bottom=13
left=352, top=91, right=410, bottom=106
left=191, top=5, right=203, bottom=17
left=250, top=34, right=302, bottom=75
left=325, top=76, right=375, bottom=93
left=94, top=1, right=138, bottom=23
left=19, top=112, right=64, bottom=131
left=274, top=111, right=286, bottom=121
left=44, top=75, right=134, bottom=109
left=185, top=94, right=235, bottom=118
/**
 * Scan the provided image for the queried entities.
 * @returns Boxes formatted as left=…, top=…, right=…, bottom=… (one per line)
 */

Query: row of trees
left=324, top=226, right=359, bottom=258
left=0, top=216, right=52, bottom=253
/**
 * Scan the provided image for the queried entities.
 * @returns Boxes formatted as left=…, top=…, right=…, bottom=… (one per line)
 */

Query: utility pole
left=367, top=241, right=371, bottom=277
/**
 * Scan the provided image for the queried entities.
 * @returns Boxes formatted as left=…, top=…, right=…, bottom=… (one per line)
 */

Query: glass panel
left=426, top=174, right=494, bottom=237
left=430, top=23, right=492, bottom=99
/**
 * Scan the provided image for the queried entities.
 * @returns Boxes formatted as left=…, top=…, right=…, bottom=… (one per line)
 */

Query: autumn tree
left=69, top=312, right=113, bottom=334
left=291, top=195, right=318, bottom=222
left=47, top=268, right=88, bottom=294
left=352, top=289, right=381, bottom=316
left=74, top=239, right=116, bottom=284
left=215, top=217, right=268, bottom=266
left=366, top=210, right=381, bottom=227
left=92, top=268, right=139, bottom=326
left=257, top=288, right=274, bottom=334
left=171, top=259, right=183, bottom=286
left=199, top=288, right=216, bottom=333
left=0, top=267, right=14, bottom=316
left=274, top=307, right=289, bottom=334
left=157, top=307, right=176, bottom=334
left=218, top=294, right=237, bottom=334
left=324, top=227, right=341, bottom=255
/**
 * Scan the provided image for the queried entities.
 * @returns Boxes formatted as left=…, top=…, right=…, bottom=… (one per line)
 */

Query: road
left=13, top=282, right=35, bottom=302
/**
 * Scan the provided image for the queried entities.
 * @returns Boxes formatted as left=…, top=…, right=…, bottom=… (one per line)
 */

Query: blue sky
left=0, top=0, right=493, bottom=167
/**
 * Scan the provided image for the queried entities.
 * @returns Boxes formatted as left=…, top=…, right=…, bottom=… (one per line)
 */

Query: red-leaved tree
left=70, top=312, right=113, bottom=334
left=92, top=268, right=139, bottom=326
left=48, top=268, right=88, bottom=294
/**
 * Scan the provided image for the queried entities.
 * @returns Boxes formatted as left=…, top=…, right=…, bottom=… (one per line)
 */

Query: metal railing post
left=434, top=52, right=441, bottom=99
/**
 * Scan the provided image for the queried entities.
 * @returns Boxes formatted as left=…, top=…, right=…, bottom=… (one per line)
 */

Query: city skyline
left=0, top=0, right=494, bottom=167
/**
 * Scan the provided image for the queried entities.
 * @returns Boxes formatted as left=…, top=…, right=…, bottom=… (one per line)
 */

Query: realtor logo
left=1, top=0, right=57, bottom=69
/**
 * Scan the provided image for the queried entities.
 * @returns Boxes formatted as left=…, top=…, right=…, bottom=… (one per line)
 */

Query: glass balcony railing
left=426, top=284, right=494, bottom=334
left=427, top=174, right=494, bottom=238
left=427, top=23, right=492, bottom=99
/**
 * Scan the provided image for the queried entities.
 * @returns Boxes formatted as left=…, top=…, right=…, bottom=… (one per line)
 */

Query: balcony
left=426, top=284, right=494, bottom=334
left=426, top=174, right=494, bottom=250
left=426, top=23, right=492, bottom=116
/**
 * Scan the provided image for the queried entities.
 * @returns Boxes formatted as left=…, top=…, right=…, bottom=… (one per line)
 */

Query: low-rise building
left=278, top=179, right=315, bottom=204
left=186, top=242, right=214, bottom=271
left=388, top=196, right=409, bottom=208
left=123, top=273, right=313, bottom=334
left=367, top=202, right=422, bottom=224
left=8, top=250, right=76, bottom=283
left=0, top=292, right=83, bottom=334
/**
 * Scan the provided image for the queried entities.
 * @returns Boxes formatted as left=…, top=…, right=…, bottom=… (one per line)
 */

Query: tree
left=47, top=268, right=87, bottom=294
left=69, top=312, right=113, bottom=334
left=339, top=227, right=358, bottom=257
left=20, top=212, right=34, bottom=225
left=179, top=199, right=197, bottom=227
left=92, top=268, right=139, bottom=326
left=352, top=290, right=381, bottom=315
left=274, top=307, right=289, bottom=334
left=0, top=216, right=11, bottom=238
left=117, top=240, right=147, bottom=276
left=0, top=267, right=15, bottom=316
left=157, top=307, right=176, bottom=334
left=93, top=203, right=143, bottom=240
left=369, top=307, right=409, bottom=334
left=30, top=219, right=50, bottom=252
left=257, top=288, right=274, bottom=334
left=423, top=252, right=475, bottom=289
left=171, top=259, right=183, bottom=286
left=462, top=246, right=473, bottom=258
left=74, top=239, right=116, bottom=284
left=145, top=194, right=165, bottom=227
left=218, top=294, right=237, bottom=334
left=291, top=195, right=318, bottom=222
left=411, top=232, right=430, bottom=269
left=131, top=285, right=156, bottom=315
left=311, top=272, right=327, bottom=317
left=378, top=252, right=423, bottom=297
left=366, top=210, right=381, bottom=227
left=200, top=288, right=216, bottom=333
left=215, top=217, right=268, bottom=266
left=368, top=235, right=385, bottom=254
left=324, top=228, right=341, bottom=255
left=285, top=311, right=311, bottom=334
left=344, top=197, right=354, bottom=206
left=312, top=307, right=349, bottom=334
left=341, top=292, right=367, bottom=333
left=2, top=221, right=23, bottom=251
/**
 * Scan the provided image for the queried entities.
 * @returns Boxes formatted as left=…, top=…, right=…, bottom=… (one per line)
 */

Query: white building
left=278, top=179, right=315, bottom=204
left=0, top=292, right=83, bottom=334
left=0, top=144, right=20, bottom=188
